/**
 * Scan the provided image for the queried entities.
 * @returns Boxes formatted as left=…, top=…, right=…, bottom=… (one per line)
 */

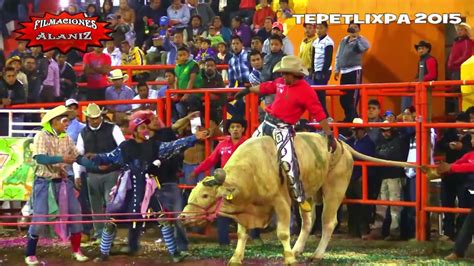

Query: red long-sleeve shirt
left=423, top=56, right=438, bottom=81
left=451, top=151, right=474, bottom=173
left=193, top=136, right=247, bottom=175
left=259, top=77, right=327, bottom=124
left=253, top=7, right=275, bottom=28
left=447, top=37, right=473, bottom=71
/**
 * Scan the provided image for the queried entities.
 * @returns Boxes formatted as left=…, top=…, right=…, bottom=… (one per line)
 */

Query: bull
left=180, top=133, right=414, bottom=265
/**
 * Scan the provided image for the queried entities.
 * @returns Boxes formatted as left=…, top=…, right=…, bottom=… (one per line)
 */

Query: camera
left=347, top=27, right=356, bottom=33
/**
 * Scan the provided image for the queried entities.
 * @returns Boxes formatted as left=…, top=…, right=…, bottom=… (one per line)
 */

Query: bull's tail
left=342, top=142, right=418, bottom=168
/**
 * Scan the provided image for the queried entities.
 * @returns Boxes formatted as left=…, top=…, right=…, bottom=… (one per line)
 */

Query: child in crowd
left=207, top=26, right=225, bottom=48
left=175, top=47, right=203, bottom=117
left=195, top=38, right=216, bottom=65
left=216, top=42, right=231, bottom=65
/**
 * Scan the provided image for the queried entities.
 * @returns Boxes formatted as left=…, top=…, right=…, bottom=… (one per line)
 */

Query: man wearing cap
left=25, top=105, right=97, bottom=265
left=91, top=115, right=209, bottom=262
left=6, top=56, right=28, bottom=93
left=345, top=118, right=375, bottom=239
left=334, top=21, right=370, bottom=122
left=447, top=23, right=473, bottom=114
left=65, top=99, right=85, bottom=144
left=235, top=55, right=335, bottom=212
left=262, top=21, right=294, bottom=55
left=83, top=47, right=112, bottom=101
left=104, top=69, right=135, bottom=115
left=73, top=103, right=125, bottom=240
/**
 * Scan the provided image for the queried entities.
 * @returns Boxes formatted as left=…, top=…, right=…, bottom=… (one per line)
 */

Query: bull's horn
left=214, top=168, right=226, bottom=185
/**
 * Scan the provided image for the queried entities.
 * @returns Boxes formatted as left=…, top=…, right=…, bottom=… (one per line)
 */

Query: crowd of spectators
left=0, top=0, right=473, bottom=246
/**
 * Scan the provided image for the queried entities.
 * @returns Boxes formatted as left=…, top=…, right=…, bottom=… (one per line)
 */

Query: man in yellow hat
left=235, top=55, right=335, bottom=212
left=25, top=105, right=96, bottom=265
left=73, top=103, right=125, bottom=241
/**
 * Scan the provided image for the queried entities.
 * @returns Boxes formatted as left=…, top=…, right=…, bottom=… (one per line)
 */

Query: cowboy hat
left=454, top=22, right=472, bottom=37
left=65, top=98, right=78, bottom=107
left=225, top=117, right=247, bottom=133
left=273, top=55, right=309, bottom=76
left=83, top=103, right=106, bottom=118
left=108, top=69, right=129, bottom=82
left=5, top=56, right=21, bottom=66
left=41, top=105, right=71, bottom=125
left=414, top=40, right=432, bottom=52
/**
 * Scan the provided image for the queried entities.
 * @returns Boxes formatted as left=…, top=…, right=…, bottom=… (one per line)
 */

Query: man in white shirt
left=132, top=81, right=158, bottom=111
left=103, top=40, right=122, bottom=67
left=311, top=21, right=334, bottom=116
left=73, top=103, right=125, bottom=240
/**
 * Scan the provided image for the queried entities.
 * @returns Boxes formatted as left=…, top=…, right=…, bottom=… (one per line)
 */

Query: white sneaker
left=24, top=256, right=39, bottom=265
left=72, top=251, right=89, bottom=262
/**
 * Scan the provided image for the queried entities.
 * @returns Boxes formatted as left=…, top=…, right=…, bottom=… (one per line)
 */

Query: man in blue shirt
left=105, top=70, right=135, bottom=114
left=65, top=99, right=85, bottom=144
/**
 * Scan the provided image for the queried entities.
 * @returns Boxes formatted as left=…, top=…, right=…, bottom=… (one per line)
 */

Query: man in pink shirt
left=40, top=50, right=60, bottom=103
left=82, top=47, right=112, bottom=101
left=235, top=55, right=335, bottom=212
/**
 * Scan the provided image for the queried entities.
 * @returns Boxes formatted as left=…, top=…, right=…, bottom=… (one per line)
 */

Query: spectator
left=228, top=36, right=251, bottom=87
left=5, top=56, right=28, bottom=94
left=83, top=47, right=112, bottom=101
left=190, top=117, right=247, bottom=245
left=185, top=15, right=207, bottom=45
left=22, top=55, right=41, bottom=103
left=251, top=36, right=264, bottom=55
left=107, top=14, right=131, bottom=47
left=101, top=0, right=115, bottom=20
left=299, top=22, right=317, bottom=72
left=256, top=16, right=273, bottom=42
left=212, top=16, right=232, bottom=43
left=436, top=112, right=473, bottom=240
left=195, top=38, right=216, bottom=65
left=201, top=57, right=226, bottom=122
left=132, top=81, right=158, bottom=111
left=249, top=50, right=263, bottom=86
left=262, top=22, right=294, bottom=55
left=116, top=0, right=136, bottom=26
left=175, top=46, right=203, bottom=93
left=9, top=41, right=31, bottom=59
left=261, top=34, right=285, bottom=82
left=163, top=30, right=186, bottom=65
left=103, top=40, right=122, bottom=66
left=216, top=42, right=231, bottom=65
left=67, top=3, right=80, bottom=14
left=74, top=103, right=125, bottom=241
left=105, top=69, right=135, bottom=114
left=345, top=118, right=375, bottom=239
left=167, top=0, right=191, bottom=29
left=375, top=121, right=409, bottom=240
left=86, top=3, right=100, bottom=17
left=121, top=40, right=148, bottom=81
left=446, top=23, right=472, bottom=114
left=0, top=66, right=25, bottom=105
left=188, top=0, right=215, bottom=27
left=232, top=0, right=256, bottom=26
left=158, top=69, right=177, bottom=98
left=136, top=0, right=167, bottom=47
left=56, top=53, right=77, bottom=100
left=65, top=99, right=86, bottom=144
left=253, top=0, right=274, bottom=31
left=467, top=106, right=474, bottom=122
left=231, top=16, right=252, bottom=47
left=334, top=21, right=370, bottom=122
left=30, top=46, right=43, bottom=61
left=40, top=50, right=60, bottom=103
left=206, top=25, right=225, bottom=48
left=276, top=0, right=293, bottom=19
left=367, top=99, right=383, bottom=143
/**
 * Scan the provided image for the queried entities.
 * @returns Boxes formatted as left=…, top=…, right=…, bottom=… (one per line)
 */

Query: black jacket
left=375, top=130, right=409, bottom=179
left=436, top=128, right=473, bottom=163
left=0, top=78, right=26, bottom=104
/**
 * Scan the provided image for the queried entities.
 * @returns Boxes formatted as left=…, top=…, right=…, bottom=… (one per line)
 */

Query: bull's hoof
left=292, top=246, right=304, bottom=257
left=309, top=254, right=323, bottom=262
left=284, top=251, right=297, bottom=265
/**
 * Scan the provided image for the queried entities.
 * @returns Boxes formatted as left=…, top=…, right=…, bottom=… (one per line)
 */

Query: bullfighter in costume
left=235, top=55, right=336, bottom=212
left=91, top=117, right=208, bottom=262
left=25, top=105, right=98, bottom=265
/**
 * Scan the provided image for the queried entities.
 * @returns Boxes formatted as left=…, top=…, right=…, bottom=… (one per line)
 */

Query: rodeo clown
left=235, top=55, right=336, bottom=212
left=90, top=116, right=208, bottom=262
left=25, top=105, right=100, bottom=265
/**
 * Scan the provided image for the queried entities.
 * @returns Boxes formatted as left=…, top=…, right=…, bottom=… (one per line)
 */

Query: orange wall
left=285, top=0, right=473, bottom=119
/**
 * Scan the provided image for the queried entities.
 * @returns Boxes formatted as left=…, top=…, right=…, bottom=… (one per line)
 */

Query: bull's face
left=179, top=169, right=226, bottom=227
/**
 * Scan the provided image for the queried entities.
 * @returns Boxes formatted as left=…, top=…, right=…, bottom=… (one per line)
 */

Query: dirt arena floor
left=1, top=225, right=473, bottom=265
